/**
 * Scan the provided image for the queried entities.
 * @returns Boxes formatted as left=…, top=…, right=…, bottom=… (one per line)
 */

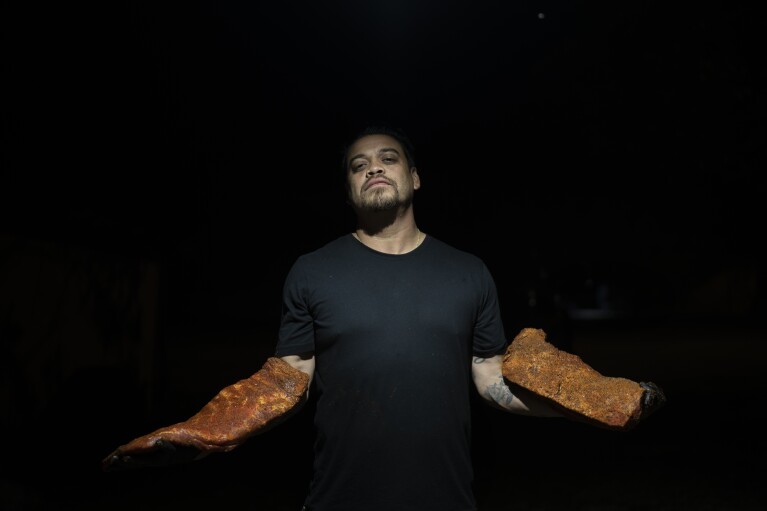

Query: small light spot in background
left=538, top=12, right=545, bottom=19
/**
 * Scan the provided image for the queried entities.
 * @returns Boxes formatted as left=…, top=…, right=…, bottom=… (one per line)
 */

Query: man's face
left=345, top=134, right=420, bottom=212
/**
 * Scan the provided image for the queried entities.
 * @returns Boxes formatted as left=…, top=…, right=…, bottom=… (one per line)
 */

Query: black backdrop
left=2, top=1, right=766, bottom=510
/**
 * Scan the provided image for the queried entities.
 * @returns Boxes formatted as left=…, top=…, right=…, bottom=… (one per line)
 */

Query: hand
left=638, top=381, right=666, bottom=420
left=102, top=438, right=203, bottom=472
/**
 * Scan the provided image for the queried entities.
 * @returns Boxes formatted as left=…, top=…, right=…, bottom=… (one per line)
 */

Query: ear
left=411, top=167, right=421, bottom=190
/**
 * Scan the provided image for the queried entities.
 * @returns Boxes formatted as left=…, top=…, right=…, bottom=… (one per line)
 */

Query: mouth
left=364, top=178, right=392, bottom=191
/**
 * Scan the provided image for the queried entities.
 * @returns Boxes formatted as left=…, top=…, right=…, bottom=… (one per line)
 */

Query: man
left=275, top=124, right=569, bottom=510
left=103, top=124, right=663, bottom=511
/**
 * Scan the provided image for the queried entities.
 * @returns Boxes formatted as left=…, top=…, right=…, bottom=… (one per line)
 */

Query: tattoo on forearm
left=485, top=377, right=515, bottom=408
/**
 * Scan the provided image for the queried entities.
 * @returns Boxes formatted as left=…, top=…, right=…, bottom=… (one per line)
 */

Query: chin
left=362, top=192, right=399, bottom=211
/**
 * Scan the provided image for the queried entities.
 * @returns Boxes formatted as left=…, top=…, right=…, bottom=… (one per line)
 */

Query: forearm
left=502, top=328, right=666, bottom=430
left=472, top=355, right=563, bottom=417
left=102, top=357, right=310, bottom=471
left=476, top=367, right=563, bottom=417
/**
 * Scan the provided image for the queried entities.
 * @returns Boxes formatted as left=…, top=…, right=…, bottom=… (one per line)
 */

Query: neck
left=352, top=224, right=424, bottom=255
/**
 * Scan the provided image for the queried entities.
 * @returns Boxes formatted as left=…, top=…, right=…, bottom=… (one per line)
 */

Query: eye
left=351, top=161, right=367, bottom=173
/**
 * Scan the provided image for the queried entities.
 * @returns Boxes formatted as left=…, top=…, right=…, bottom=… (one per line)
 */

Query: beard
left=357, top=185, right=415, bottom=212
left=360, top=187, right=400, bottom=211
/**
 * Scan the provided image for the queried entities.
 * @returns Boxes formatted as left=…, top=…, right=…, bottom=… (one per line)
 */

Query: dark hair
left=340, top=123, right=417, bottom=173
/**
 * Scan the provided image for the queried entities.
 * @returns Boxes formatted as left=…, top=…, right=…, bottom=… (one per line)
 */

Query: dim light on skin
left=343, top=133, right=424, bottom=255
left=346, top=133, right=420, bottom=214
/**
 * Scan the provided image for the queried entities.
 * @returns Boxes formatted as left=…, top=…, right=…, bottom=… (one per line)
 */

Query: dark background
left=2, top=1, right=766, bottom=510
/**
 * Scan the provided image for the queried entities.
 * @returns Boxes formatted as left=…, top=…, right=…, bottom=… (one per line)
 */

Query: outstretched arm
left=472, top=355, right=564, bottom=417
left=280, top=353, right=315, bottom=392
left=473, top=328, right=666, bottom=431
left=102, top=356, right=312, bottom=471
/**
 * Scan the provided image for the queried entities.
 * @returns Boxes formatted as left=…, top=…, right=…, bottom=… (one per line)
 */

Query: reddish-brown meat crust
left=502, top=328, right=645, bottom=431
left=112, top=357, right=310, bottom=455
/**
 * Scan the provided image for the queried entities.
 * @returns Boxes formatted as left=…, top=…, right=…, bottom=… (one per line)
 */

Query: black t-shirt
left=275, top=234, right=507, bottom=511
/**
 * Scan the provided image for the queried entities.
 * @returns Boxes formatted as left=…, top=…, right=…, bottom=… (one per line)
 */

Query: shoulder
left=421, top=236, right=500, bottom=294
left=283, top=235, right=356, bottom=291
left=422, top=235, right=488, bottom=269
left=293, top=234, right=356, bottom=265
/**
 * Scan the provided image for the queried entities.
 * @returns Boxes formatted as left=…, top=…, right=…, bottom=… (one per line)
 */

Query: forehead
left=347, top=134, right=403, bottom=159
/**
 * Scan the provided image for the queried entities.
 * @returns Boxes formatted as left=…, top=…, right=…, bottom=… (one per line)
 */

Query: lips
left=364, top=178, right=393, bottom=191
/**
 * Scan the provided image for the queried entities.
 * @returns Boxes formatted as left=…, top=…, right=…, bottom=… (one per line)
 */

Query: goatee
left=361, top=188, right=399, bottom=212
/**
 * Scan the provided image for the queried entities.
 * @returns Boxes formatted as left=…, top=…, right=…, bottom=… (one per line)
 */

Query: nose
left=366, top=164, right=384, bottom=177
